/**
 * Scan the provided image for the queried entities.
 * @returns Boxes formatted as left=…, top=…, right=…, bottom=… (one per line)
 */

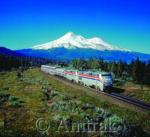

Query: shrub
left=0, top=92, right=10, bottom=106
left=8, top=96, right=23, bottom=108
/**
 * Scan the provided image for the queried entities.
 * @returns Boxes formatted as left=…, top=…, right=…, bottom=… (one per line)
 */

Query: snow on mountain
left=16, top=32, right=150, bottom=62
left=32, top=32, right=126, bottom=51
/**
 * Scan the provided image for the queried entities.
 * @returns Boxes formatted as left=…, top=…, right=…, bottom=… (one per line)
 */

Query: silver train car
left=41, top=65, right=113, bottom=92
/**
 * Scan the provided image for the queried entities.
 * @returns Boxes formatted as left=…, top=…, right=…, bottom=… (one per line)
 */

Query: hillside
left=0, top=69, right=149, bottom=137
left=0, top=47, right=24, bottom=57
left=0, top=47, right=52, bottom=71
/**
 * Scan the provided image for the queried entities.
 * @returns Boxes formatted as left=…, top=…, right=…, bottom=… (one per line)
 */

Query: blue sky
left=0, top=0, right=150, bottom=54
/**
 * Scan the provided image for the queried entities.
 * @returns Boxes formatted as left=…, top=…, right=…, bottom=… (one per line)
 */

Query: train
left=41, top=65, right=113, bottom=92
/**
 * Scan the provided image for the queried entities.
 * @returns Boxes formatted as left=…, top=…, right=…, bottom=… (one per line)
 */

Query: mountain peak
left=32, top=32, right=124, bottom=51
left=63, top=32, right=76, bottom=38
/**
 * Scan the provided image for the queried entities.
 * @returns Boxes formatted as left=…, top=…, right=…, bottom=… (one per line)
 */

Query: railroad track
left=84, top=84, right=150, bottom=110
left=84, top=85, right=150, bottom=110
left=73, top=80, right=150, bottom=110
left=107, top=92, right=150, bottom=110
left=42, top=72, right=150, bottom=111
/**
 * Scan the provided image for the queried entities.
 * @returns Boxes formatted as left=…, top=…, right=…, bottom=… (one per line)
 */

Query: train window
left=101, top=74, right=111, bottom=77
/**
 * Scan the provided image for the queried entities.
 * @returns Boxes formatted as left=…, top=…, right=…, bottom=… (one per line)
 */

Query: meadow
left=0, top=68, right=149, bottom=137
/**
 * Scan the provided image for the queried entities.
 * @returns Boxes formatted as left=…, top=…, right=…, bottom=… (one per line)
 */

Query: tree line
left=0, top=54, right=53, bottom=71
left=71, top=58, right=150, bottom=84
left=0, top=53, right=150, bottom=84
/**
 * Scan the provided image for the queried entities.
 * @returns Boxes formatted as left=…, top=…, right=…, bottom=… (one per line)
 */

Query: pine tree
left=132, top=58, right=145, bottom=83
left=117, top=60, right=124, bottom=77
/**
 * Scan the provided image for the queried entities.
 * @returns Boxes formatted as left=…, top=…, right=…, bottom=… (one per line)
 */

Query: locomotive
left=41, top=65, right=113, bottom=92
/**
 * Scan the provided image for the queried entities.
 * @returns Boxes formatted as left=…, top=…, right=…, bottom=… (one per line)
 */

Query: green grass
left=0, top=68, right=150, bottom=137
left=134, top=90, right=150, bottom=103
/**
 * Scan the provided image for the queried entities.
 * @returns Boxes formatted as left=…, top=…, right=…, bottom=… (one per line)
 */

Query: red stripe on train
left=79, top=74, right=100, bottom=80
left=64, top=71, right=101, bottom=81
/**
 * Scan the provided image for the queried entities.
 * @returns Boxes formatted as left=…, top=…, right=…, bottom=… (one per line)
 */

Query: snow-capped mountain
left=32, top=32, right=126, bottom=51
left=16, top=32, right=150, bottom=62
